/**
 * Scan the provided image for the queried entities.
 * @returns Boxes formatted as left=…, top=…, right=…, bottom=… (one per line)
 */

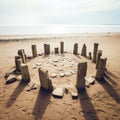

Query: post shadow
left=74, top=54, right=82, bottom=59
left=104, top=73, right=117, bottom=85
left=6, top=80, right=28, bottom=107
left=42, top=54, right=50, bottom=59
left=32, top=87, right=52, bottom=120
left=78, top=89, right=99, bottom=120
left=106, top=71, right=119, bottom=79
left=97, top=78, right=120, bottom=104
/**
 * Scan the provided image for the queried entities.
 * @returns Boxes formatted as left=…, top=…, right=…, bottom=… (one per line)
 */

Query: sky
left=0, top=0, right=120, bottom=26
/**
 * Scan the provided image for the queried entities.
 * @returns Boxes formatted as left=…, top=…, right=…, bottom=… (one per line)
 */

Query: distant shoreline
left=0, top=32, right=120, bottom=42
left=0, top=25, right=120, bottom=35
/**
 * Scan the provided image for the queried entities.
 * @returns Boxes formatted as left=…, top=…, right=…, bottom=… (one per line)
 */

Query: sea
left=0, top=25, right=120, bottom=35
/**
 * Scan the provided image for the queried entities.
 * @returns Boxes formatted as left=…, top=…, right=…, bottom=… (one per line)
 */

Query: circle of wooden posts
left=15, top=42, right=107, bottom=91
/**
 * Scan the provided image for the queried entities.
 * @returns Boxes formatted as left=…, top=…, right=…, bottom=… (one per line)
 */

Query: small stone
left=71, top=70, right=76, bottom=74
left=72, top=117, right=77, bottom=120
left=52, top=87, right=64, bottom=98
left=36, top=63, right=42, bottom=66
left=53, top=59, right=58, bottom=62
left=38, top=53, right=43, bottom=56
left=59, top=73, right=65, bottom=77
left=27, top=83, right=37, bottom=91
left=70, top=87, right=78, bottom=99
left=64, top=72, right=72, bottom=77
left=51, top=63, right=57, bottom=66
left=57, top=68, right=63, bottom=71
left=85, top=81, right=90, bottom=88
left=4, top=73, right=11, bottom=80
left=69, top=65, right=74, bottom=67
left=67, top=59, right=72, bottom=62
left=6, top=78, right=17, bottom=85
left=50, top=73, right=57, bottom=78
left=60, top=63, right=64, bottom=66
left=85, top=76, right=95, bottom=87
left=32, top=66, right=37, bottom=69
left=53, top=64, right=57, bottom=66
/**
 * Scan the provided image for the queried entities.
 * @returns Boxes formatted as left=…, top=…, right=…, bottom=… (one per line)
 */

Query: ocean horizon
left=0, top=24, right=120, bottom=35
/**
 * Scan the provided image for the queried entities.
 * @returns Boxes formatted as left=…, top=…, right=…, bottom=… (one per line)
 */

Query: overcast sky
left=0, top=0, right=120, bottom=25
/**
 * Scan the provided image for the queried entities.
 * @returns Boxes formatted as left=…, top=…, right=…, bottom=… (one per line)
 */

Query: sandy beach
left=0, top=32, right=120, bottom=120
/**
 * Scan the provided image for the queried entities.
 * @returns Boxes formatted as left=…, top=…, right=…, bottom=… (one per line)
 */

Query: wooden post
left=60, top=42, right=64, bottom=53
left=15, top=56, right=21, bottom=70
left=32, top=44, right=37, bottom=58
left=44, top=44, right=50, bottom=55
left=96, top=50, right=102, bottom=69
left=38, top=68, right=53, bottom=90
left=73, top=43, right=78, bottom=55
left=81, top=44, right=87, bottom=57
left=88, top=52, right=92, bottom=59
left=76, top=62, right=87, bottom=90
left=21, top=64, right=30, bottom=82
left=16, top=58, right=22, bottom=72
left=93, top=43, right=99, bottom=63
left=18, top=49, right=26, bottom=63
left=54, top=47, right=59, bottom=54
left=95, top=57, right=107, bottom=80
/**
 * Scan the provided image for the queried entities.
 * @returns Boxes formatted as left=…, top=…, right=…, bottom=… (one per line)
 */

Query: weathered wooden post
left=15, top=56, right=21, bottom=70
left=81, top=44, right=87, bottom=57
left=60, top=42, right=64, bottom=53
left=15, top=56, right=22, bottom=72
left=76, top=62, right=87, bottom=90
left=47, top=44, right=50, bottom=54
left=73, top=43, right=78, bottom=55
left=54, top=47, right=59, bottom=54
left=96, top=50, right=102, bottom=69
left=93, top=43, right=99, bottom=63
left=44, top=44, right=50, bottom=55
left=88, top=52, right=92, bottom=59
left=21, top=64, right=30, bottom=82
left=32, top=44, right=37, bottom=58
left=95, top=57, right=107, bottom=80
left=38, top=68, right=53, bottom=90
left=18, top=49, right=26, bottom=63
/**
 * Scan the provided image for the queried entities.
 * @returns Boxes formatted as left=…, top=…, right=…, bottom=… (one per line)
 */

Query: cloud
left=0, top=0, right=120, bottom=25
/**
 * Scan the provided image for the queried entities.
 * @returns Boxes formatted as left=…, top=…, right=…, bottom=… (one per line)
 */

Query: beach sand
left=0, top=32, right=120, bottom=120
